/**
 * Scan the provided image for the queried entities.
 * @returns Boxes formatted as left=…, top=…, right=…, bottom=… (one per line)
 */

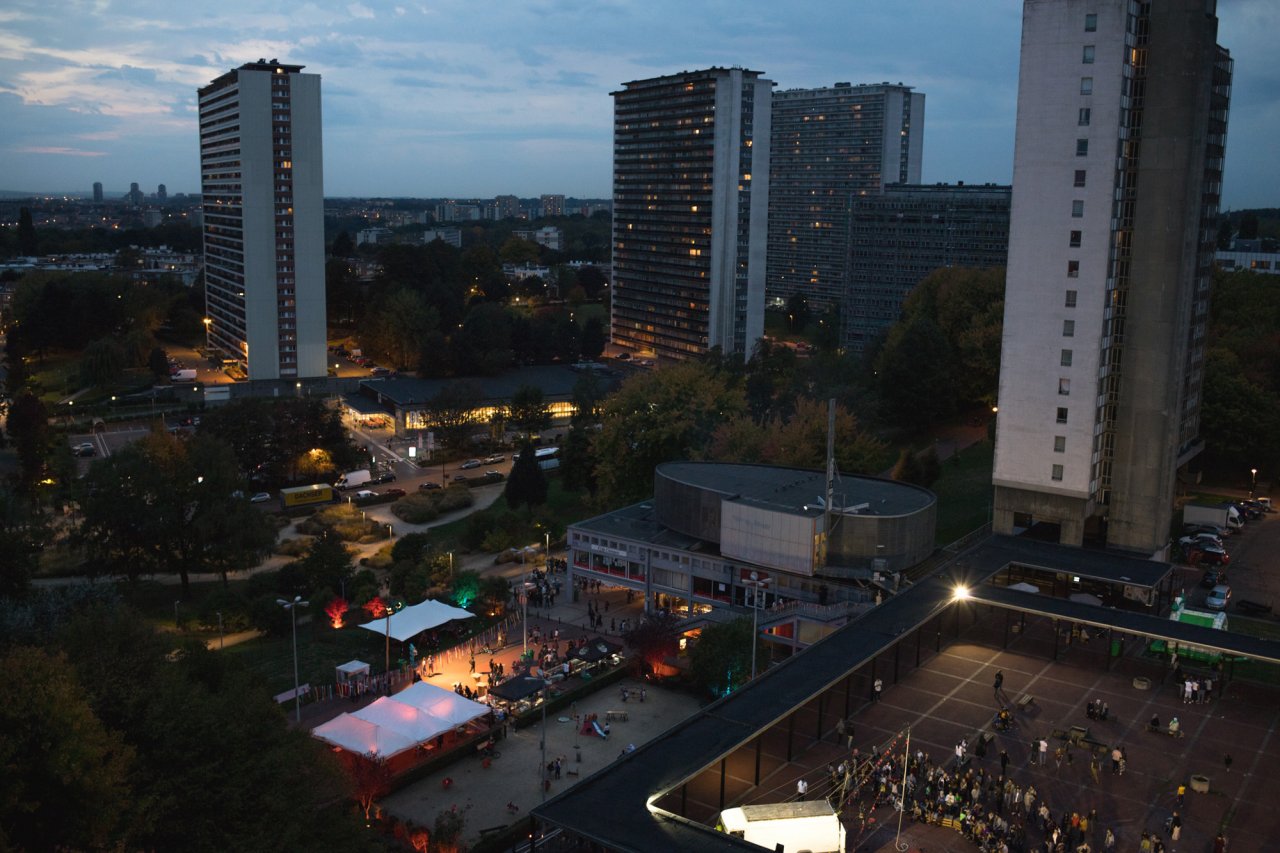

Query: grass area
left=573, top=302, right=606, bottom=327
left=224, top=621, right=390, bottom=695
left=931, top=439, right=995, bottom=545
left=426, top=477, right=597, bottom=552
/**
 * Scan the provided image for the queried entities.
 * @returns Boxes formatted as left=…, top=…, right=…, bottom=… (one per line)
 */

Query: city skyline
left=2, top=0, right=1277, bottom=207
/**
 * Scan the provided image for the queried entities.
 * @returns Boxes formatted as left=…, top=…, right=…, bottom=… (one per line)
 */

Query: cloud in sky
left=0, top=0, right=1276, bottom=207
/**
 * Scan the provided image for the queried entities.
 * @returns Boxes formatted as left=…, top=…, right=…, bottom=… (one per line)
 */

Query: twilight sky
left=2, top=0, right=1277, bottom=207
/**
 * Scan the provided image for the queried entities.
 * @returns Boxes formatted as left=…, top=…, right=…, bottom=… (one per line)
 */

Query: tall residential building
left=539, top=194, right=565, bottom=217
left=128, top=182, right=143, bottom=207
left=92, top=182, right=103, bottom=203
left=611, top=67, right=772, bottom=361
left=198, top=60, right=327, bottom=380
left=768, top=83, right=924, bottom=310
left=157, top=183, right=167, bottom=201
left=993, top=0, right=1230, bottom=555
left=843, top=183, right=1010, bottom=353
left=493, top=194, right=521, bottom=220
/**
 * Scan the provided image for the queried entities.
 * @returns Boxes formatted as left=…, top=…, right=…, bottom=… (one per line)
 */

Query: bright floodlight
left=952, top=585, right=970, bottom=602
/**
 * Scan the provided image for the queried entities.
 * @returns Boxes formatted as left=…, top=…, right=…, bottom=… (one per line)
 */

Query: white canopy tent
left=335, top=660, right=370, bottom=683
left=394, top=681, right=490, bottom=728
left=358, top=600, right=476, bottom=643
left=311, top=681, right=491, bottom=759
left=312, top=713, right=418, bottom=759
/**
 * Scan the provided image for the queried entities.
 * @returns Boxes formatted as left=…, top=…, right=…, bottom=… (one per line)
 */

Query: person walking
left=873, top=677, right=883, bottom=702
left=1104, top=828, right=1116, bottom=851
left=1038, top=737, right=1049, bottom=766
left=994, top=670, right=1004, bottom=697
left=1000, top=749, right=1010, bottom=776
left=1090, top=755, right=1100, bottom=784
left=796, top=777, right=808, bottom=801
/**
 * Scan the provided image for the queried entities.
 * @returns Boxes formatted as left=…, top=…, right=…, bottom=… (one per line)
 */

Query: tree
left=508, top=384, right=551, bottom=440
left=0, top=484, right=42, bottom=596
left=426, top=381, right=484, bottom=452
left=504, top=442, right=549, bottom=513
left=559, top=425, right=597, bottom=495
left=291, top=529, right=354, bottom=598
left=0, top=646, right=141, bottom=851
left=622, top=611, right=680, bottom=676
left=875, top=316, right=956, bottom=430
left=580, top=316, right=607, bottom=360
left=80, top=336, right=126, bottom=386
left=499, top=236, right=540, bottom=266
left=891, top=449, right=925, bottom=485
left=709, top=398, right=886, bottom=477
left=148, top=346, right=171, bottom=381
left=6, top=390, right=52, bottom=497
left=76, top=432, right=276, bottom=592
left=570, top=371, right=606, bottom=426
left=786, top=293, right=810, bottom=333
left=593, top=362, right=747, bottom=505
left=331, top=230, right=355, bottom=258
left=17, top=206, right=37, bottom=255
left=362, top=286, right=439, bottom=369
left=688, top=617, right=762, bottom=697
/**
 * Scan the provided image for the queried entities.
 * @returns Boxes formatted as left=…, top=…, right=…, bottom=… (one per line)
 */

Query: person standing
left=1090, top=754, right=1100, bottom=785
left=1000, top=749, right=1010, bottom=776
left=994, top=670, right=1004, bottom=697
left=1038, top=737, right=1049, bottom=766
left=1225, top=753, right=1233, bottom=773
left=873, top=677, right=883, bottom=702
left=1104, top=828, right=1116, bottom=851
left=797, top=777, right=808, bottom=801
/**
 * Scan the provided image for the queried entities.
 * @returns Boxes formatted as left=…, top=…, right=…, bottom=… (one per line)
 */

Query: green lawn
left=931, top=440, right=995, bottom=545
left=224, top=621, right=392, bottom=695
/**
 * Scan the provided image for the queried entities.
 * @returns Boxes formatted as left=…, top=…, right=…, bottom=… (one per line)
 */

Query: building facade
left=767, top=83, right=924, bottom=311
left=993, top=0, right=1231, bottom=554
left=492, top=194, right=521, bottom=220
left=92, top=182, right=103, bottom=203
left=539, top=194, right=565, bottom=217
left=842, top=183, right=1010, bottom=353
left=611, top=67, right=772, bottom=361
left=198, top=60, right=327, bottom=380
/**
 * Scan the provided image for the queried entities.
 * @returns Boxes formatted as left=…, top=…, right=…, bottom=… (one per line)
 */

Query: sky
left=1, top=0, right=1277, bottom=208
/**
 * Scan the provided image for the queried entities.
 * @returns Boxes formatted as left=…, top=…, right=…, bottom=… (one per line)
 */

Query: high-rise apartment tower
left=611, top=67, right=772, bottom=361
left=198, top=60, right=327, bottom=380
left=993, top=0, right=1230, bottom=555
left=768, top=83, right=924, bottom=311
left=92, top=182, right=103, bottom=203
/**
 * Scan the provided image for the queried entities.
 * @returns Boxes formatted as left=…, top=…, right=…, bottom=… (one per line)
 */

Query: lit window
left=1072, top=200, right=1085, bottom=218
left=1059, top=378, right=1071, bottom=395
left=1054, top=436, right=1067, bottom=453
left=1063, top=320, right=1075, bottom=337
left=1085, top=13, right=1097, bottom=32
left=1076, top=139, right=1089, bottom=157
left=1080, top=77, right=1093, bottom=95
left=1068, top=260, right=1080, bottom=278
left=1057, top=407, right=1069, bottom=424
left=1083, top=45, right=1095, bottom=64
left=1052, top=464, right=1064, bottom=481
left=1061, top=349, right=1073, bottom=367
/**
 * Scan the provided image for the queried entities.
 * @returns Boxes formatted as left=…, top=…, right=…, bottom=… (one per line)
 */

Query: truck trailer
left=280, top=484, right=336, bottom=509
left=1183, top=502, right=1244, bottom=532
left=718, top=800, right=845, bottom=853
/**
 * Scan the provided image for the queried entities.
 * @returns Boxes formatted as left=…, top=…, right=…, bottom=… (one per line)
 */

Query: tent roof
left=358, top=599, right=475, bottom=642
left=395, top=681, right=491, bottom=728
left=571, top=636, right=623, bottom=663
left=312, top=714, right=418, bottom=759
left=488, top=675, right=548, bottom=702
left=353, top=697, right=450, bottom=743
left=336, top=660, right=370, bottom=675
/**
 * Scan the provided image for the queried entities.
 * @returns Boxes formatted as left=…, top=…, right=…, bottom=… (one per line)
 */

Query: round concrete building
left=653, top=461, right=937, bottom=577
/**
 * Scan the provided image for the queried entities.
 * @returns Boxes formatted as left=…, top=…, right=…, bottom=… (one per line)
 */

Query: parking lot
left=1176, top=499, right=1279, bottom=621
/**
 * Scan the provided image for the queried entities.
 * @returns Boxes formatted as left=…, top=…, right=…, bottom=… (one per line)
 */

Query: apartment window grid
left=1065, top=290, right=1078, bottom=307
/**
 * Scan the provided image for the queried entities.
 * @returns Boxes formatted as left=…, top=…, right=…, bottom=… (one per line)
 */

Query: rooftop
left=358, top=365, right=603, bottom=408
left=658, top=461, right=936, bottom=519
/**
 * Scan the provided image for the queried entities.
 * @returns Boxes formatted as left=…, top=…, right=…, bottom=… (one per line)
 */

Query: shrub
left=391, top=494, right=440, bottom=524
left=275, top=537, right=312, bottom=557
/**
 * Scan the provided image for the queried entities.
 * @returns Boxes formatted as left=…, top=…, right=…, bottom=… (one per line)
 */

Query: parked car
left=73, top=442, right=96, bottom=457
left=1195, top=546, right=1230, bottom=566
left=419, top=482, right=442, bottom=491
left=484, top=454, right=506, bottom=464
left=1205, top=583, right=1232, bottom=610
left=1200, top=568, right=1228, bottom=589
left=1232, top=502, right=1262, bottom=521
left=249, top=492, right=272, bottom=503
left=485, top=470, right=505, bottom=480
left=1184, top=523, right=1230, bottom=538
left=382, top=488, right=406, bottom=498
left=453, top=474, right=468, bottom=482
left=370, top=366, right=391, bottom=377
left=352, top=489, right=378, bottom=500
left=372, top=471, right=397, bottom=484
left=460, top=459, right=482, bottom=469
left=1179, top=533, right=1224, bottom=551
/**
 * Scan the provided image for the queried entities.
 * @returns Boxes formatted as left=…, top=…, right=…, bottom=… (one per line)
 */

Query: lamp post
left=747, top=572, right=764, bottom=680
left=216, top=611, right=224, bottom=651
left=202, top=317, right=211, bottom=355
left=386, top=523, right=394, bottom=540
left=383, top=598, right=401, bottom=693
left=894, top=726, right=912, bottom=852
left=1251, top=468, right=1258, bottom=499
left=545, top=531, right=551, bottom=569
left=277, top=596, right=309, bottom=723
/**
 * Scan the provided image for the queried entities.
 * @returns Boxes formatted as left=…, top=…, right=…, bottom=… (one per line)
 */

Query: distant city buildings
left=356, top=227, right=394, bottom=246
left=492, top=194, right=521, bottom=220
left=434, top=201, right=484, bottom=222
left=994, top=0, right=1230, bottom=555
left=611, top=67, right=772, bottom=361
left=842, top=183, right=1010, bottom=353
left=157, top=183, right=167, bottom=201
left=768, top=82, right=924, bottom=311
left=540, top=194, right=565, bottom=217
left=92, top=182, right=103, bottom=203
left=513, top=226, right=563, bottom=252
left=1216, top=238, right=1280, bottom=275
left=128, top=182, right=143, bottom=207
left=421, top=227, right=462, bottom=248
left=199, top=60, right=328, bottom=380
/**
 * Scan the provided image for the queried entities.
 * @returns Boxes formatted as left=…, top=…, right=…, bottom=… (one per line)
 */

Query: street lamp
left=747, top=572, right=765, bottom=680
left=277, top=596, right=310, bottom=723
left=1251, top=468, right=1258, bottom=499
left=216, top=610, right=224, bottom=651
left=383, top=598, right=402, bottom=692
left=202, top=317, right=211, bottom=354
left=545, top=531, right=551, bottom=568
left=386, top=523, right=394, bottom=540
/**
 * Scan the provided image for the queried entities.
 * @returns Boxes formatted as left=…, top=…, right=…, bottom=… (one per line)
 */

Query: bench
left=606, top=710, right=629, bottom=722
left=1068, top=725, right=1089, bottom=745
left=1016, top=694, right=1035, bottom=711
left=273, top=683, right=311, bottom=705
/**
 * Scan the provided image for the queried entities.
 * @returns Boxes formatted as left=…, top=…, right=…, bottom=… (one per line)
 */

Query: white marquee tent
left=358, top=599, right=476, bottom=643
left=310, top=681, right=491, bottom=759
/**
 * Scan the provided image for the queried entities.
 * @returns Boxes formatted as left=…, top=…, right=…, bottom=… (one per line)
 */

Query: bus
left=535, top=446, right=560, bottom=471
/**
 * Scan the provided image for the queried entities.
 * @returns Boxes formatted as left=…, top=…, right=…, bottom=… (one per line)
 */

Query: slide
left=592, top=720, right=608, bottom=740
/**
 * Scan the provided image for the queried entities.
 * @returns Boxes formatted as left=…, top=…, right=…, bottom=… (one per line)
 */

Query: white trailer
left=718, top=800, right=845, bottom=853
